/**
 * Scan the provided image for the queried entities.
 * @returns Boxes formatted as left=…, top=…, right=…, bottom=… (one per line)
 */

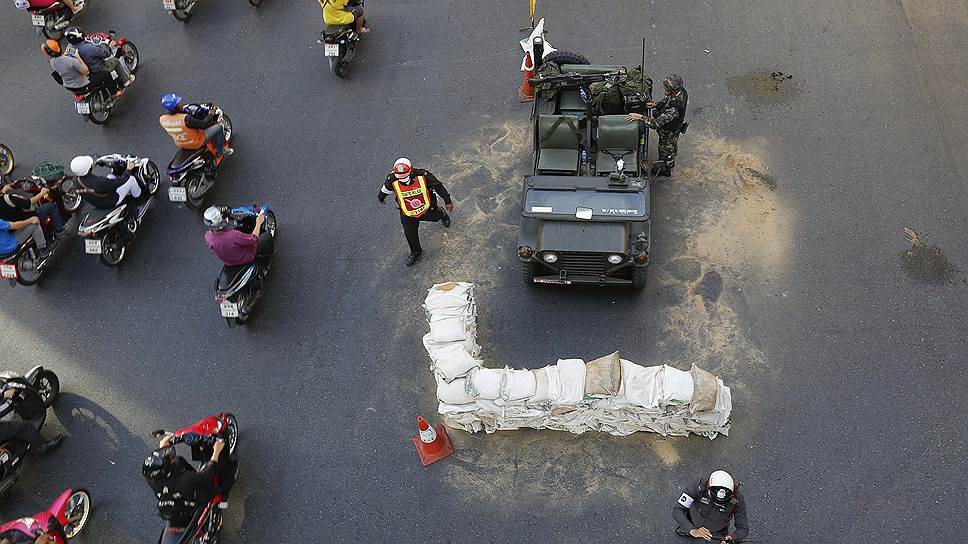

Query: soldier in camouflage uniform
left=628, top=74, right=688, bottom=176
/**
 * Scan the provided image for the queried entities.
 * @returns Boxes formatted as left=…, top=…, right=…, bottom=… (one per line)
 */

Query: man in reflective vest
left=673, top=470, right=749, bottom=543
left=378, top=157, right=453, bottom=266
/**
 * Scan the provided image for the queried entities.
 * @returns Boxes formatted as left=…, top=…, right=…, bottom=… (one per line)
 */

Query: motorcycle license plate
left=168, top=186, right=187, bottom=202
left=84, top=239, right=102, bottom=254
left=75, top=102, right=91, bottom=115
left=163, top=0, right=176, bottom=9
left=31, top=14, right=45, bottom=26
left=324, top=43, right=340, bottom=56
left=219, top=301, right=239, bottom=318
left=0, top=264, right=16, bottom=279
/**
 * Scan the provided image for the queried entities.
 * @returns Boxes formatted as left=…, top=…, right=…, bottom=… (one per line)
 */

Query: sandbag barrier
left=422, top=283, right=732, bottom=439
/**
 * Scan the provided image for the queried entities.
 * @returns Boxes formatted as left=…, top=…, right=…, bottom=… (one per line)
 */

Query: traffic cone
left=518, top=51, right=536, bottom=102
left=412, top=415, right=454, bottom=466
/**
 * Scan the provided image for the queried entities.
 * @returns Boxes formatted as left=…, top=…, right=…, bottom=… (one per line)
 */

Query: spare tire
left=542, top=51, right=590, bottom=66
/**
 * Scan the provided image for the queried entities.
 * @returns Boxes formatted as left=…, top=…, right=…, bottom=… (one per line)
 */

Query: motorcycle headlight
left=607, top=254, right=624, bottom=265
left=542, top=253, right=559, bottom=264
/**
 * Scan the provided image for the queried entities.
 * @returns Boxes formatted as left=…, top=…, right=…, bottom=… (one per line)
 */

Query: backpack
left=533, top=61, right=561, bottom=99
left=620, top=66, right=653, bottom=113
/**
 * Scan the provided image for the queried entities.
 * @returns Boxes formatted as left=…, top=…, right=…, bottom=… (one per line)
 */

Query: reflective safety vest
left=159, top=113, right=206, bottom=150
left=393, top=175, right=431, bottom=218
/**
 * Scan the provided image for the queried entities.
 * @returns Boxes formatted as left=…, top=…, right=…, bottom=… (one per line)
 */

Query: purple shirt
left=204, top=229, right=257, bottom=266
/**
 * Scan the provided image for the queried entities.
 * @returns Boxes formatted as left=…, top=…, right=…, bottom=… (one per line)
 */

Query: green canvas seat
left=595, top=115, right=639, bottom=175
left=536, top=114, right=581, bottom=174
left=559, top=89, right=585, bottom=112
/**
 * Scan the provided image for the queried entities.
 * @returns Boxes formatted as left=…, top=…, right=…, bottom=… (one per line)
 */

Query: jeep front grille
left=558, top=252, right=606, bottom=276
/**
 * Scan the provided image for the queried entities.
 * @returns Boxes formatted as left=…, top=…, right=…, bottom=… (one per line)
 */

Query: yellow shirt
left=318, top=0, right=355, bottom=25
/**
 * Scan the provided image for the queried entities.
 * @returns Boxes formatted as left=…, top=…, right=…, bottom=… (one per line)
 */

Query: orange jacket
left=159, top=113, right=206, bottom=150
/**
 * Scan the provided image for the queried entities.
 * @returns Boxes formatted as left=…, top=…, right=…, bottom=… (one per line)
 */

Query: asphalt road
left=2, top=0, right=967, bottom=542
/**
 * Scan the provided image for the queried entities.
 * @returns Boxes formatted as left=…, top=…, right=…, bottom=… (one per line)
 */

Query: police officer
left=378, top=158, right=453, bottom=266
left=673, top=470, right=749, bottom=543
left=627, top=73, right=688, bottom=177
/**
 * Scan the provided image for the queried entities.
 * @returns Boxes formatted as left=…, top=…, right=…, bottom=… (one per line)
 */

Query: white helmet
left=70, top=155, right=95, bottom=177
left=392, top=157, right=412, bottom=176
left=708, top=470, right=735, bottom=505
left=203, top=206, right=229, bottom=230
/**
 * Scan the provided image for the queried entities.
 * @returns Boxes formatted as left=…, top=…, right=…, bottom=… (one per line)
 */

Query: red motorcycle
left=60, top=30, right=140, bottom=125
left=0, top=488, right=92, bottom=542
left=151, top=413, right=239, bottom=544
left=0, top=162, right=79, bottom=286
left=14, top=0, right=87, bottom=39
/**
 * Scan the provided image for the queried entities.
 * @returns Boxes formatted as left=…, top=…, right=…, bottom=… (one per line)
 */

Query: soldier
left=627, top=73, right=688, bottom=176
left=673, top=470, right=749, bottom=543
left=378, top=158, right=453, bottom=266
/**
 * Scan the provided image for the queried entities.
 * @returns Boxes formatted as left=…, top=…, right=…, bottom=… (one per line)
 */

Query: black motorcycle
left=166, top=106, right=233, bottom=209
left=68, top=154, right=160, bottom=267
left=0, top=366, right=60, bottom=496
left=318, top=0, right=364, bottom=78
left=215, top=205, right=276, bottom=326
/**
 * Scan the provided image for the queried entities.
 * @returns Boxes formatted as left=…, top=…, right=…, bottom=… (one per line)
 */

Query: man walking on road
left=627, top=73, right=688, bottom=177
left=673, top=470, right=749, bottom=543
left=378, top=158, right=453, bottom=266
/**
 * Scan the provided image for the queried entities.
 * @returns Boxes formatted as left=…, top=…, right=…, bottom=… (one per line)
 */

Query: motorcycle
left=0, top=488, right=92, bottom=541
left=166, top=106, right=233, bottom=209
left=69, top=154, right=160, bottom=267
left=0, top=144, right=13, bottom=177
left=0, top=366, right=60, bottom=497
left=15, top=0, right=86, bottom=39
left=0, top=163, right=79, bottom=286
left=164, top=0, right=261, bottom=22
left=215, top=205, right=276, bottom=326
left=150, top=413, right=239, bottom=544
left=317, top=0, right=365, bottom=78
left=62, top=31, right=140, bottom=125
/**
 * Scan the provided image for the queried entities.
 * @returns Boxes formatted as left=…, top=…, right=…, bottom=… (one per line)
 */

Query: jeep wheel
left=631, top=266, right=648, bottom=290
left=542, top=51, right=590, bottom=66
left=521, top=261, right=536, bottom=285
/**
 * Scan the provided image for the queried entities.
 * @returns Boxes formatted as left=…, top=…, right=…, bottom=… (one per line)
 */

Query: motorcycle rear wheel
left=224, top=413, right=239, bottom=457
left=15, top=248, right=43, bottom=286
left=61, top=178, right=82, bottom=212
left=122, top=42, right=140, bottom=74
left=0, top=143, right=13, bottom=176
left=87, top=93, right=110, bottom=125
left=63, top=488, right=92, bottom=538
left=99, top=232, right=126, bottom=267
left=172, top=2, right=196, bottom=21
left=36, top=370, right=60, bottom=408
left=185, top=172, right=207, bottom=209
left=334, top=60, right=349, bottom=78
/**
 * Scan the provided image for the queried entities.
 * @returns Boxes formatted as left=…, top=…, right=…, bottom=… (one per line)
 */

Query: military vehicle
left=516, top=51, right=653, bottom=289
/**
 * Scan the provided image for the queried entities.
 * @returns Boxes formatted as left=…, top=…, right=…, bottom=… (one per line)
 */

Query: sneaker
left=405, top=252, right=421, bottom=266
left=441, top=214, right=451, bottom=228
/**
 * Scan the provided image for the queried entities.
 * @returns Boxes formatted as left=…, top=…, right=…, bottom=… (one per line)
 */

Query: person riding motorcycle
left=319, top=0, right=368, bottom=34
left=69, top=155, right=145, bottom=223
left=142, top=435, right=235, bottom=529
left=41, top=40, right=90, bottom=95
left=159, top=94, right=233, bottom=159
left=0, top=385, right=63, bottom=455
left=203, top=206, right=273, bottom=266
left=64, top=27, right=135, bottom=99
left=1, top=181, right=65, bottom=237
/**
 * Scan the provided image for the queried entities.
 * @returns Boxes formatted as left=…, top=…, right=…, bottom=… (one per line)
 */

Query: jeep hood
left=537, top=221, right=629, bottom=253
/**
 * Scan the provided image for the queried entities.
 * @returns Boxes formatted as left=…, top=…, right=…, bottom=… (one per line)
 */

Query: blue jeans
left=36, top=202, right=64, bottom=232
left=205, top=124, right=226, bottom=155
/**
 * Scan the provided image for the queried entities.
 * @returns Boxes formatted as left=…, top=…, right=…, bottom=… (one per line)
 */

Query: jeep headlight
left=607, top=254, right=623, bottom=265
left=542, top=252, right=559, bottom=264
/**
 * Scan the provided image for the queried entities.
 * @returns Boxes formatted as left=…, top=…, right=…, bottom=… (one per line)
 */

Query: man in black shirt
left=0, top=386, right=64, bottom=454
left=70, top=155, right=145, bottom=223
left=378, top=157, right=454, bottom=266
left=64, top=27, right=134, bottom=99
left=0, top=183, right=65, bottom=236
left=673, top=470, right=749, bottom=543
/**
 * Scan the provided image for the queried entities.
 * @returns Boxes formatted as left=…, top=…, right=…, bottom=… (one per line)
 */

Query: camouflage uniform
left=649, top=86, right=688, bottom=172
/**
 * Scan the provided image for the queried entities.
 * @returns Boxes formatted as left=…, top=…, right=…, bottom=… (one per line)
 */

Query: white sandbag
left=465, top=367, right=504, bottom=399
left=501, top=369, right=537, bottom=401
left=530, top=366, right=560, bottom=404
left=429, top=317, right=469, bottom=343
left=436, top=375, right=475, bottom=405
left=621, top=360, right=663, bottom=408
left=430, top=343, right=481, bottom=381
left=555, top=359, right=586, bottom=404
left=660, top=365, right=694, bottom=404
left=424, top=282, right=474, bottom=310
left=438, top=401, right=478, bottom=415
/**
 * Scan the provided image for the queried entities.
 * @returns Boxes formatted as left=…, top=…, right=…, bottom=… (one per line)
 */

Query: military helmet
left=663, top=73, right=684, bottom=93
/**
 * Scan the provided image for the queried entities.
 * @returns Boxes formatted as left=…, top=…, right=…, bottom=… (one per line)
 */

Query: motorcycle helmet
left=392, top=157, right=412, bottom=178
left=41, top=39, right=62, bottom=57
left=203, top=206, right=230, bottom=230
left=707, top=470, right=735, bottom=507
left=161, top=93, right=184, bottom=114
left=64, top=27, right=84, bottom=44
left=69, top=155, right=95, bottom=177
left=15, top=0, right=29, bottom=9
left=663, top=73, right=684, bottom=93
left=142, top=446, right=175, bottom=480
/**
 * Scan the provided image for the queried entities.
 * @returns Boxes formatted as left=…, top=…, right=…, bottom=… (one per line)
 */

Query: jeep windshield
left=524, top=189, right=648, bottom=219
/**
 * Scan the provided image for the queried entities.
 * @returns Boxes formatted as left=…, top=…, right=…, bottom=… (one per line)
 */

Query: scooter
left=0, top=163, right=79, bottom=286
left=71, top=154, right=160, bottom=267
left=164, top=0, right=261, bottom=22
left=0, top=488, right=92, bottom=541
left=150, top=413, right=239, bottom=544
left=62, top=31, right=140, bottom=125
left=0, top=367, right=60, bottom=497
left=318, top=0, right=365, bottom=78
left=166, top=106, right=233, bottom=209
left=15, top=0, right=86, bottom=39
left=214, top=205, right=276, bottom=326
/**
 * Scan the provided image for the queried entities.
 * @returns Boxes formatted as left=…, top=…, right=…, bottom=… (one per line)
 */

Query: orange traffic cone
left=518, top=51, right=536, bottom=102
left=412, top=415, right=454, bottom=466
